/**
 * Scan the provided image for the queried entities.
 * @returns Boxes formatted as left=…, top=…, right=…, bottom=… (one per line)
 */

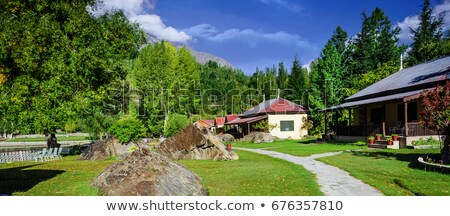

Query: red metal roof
left=239, top=97, right=307, bottom=117
left=226, top=114, right=239, bottom=123
left=215, top=117, right=225, bottom=127
left=225, top=115, right=268, bottom=125
left=197, top=119, right=215, bottom=128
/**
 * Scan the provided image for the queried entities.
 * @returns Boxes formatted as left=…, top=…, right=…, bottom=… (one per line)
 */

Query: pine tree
left=287, top=55, right=309, bottom=105
left=277, top=61, right=288, bottom=95
left=348, top=8, right=402, bottom=92
left=407, top=0, right=445, bottom=65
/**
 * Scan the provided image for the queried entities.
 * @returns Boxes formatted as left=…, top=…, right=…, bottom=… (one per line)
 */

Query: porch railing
left=337, top=122, right=439, bottom=137
left=407, top=122, right=439, bottom=136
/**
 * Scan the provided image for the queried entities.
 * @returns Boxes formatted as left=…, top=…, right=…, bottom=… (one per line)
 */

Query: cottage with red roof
left=226, top=97, right=308, bottom=139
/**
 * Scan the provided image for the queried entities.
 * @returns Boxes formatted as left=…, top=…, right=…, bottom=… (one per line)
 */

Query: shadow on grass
left=295, top=139, right=317, bottom=144
left=0, top=165, right=64, bottom=195
left=350, top=151, right=441, bottom=169
left=295, top=139, right=366, bottom=146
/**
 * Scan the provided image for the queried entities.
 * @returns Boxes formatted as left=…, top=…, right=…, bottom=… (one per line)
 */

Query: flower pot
left=226, top=144, right=232, bottom=151
left=375, top=135, right=381, bottom=141
left=387, top=140, right=393, bottom=145
left=369, top=139, right=374, bottom=145
left=393, top=136, right=398, bottom=141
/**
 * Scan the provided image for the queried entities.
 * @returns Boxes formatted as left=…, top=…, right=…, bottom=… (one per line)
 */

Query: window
left=280, top=120, right=294, bottom=131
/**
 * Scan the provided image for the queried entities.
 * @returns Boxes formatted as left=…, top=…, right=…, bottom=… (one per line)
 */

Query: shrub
left=412, top=137, right=442, bottom=147
left=108, top=117, right=146, bottom=143
left=164, top=113, right=190, bottom=137
left=254, top=119, right=278, bottom=132
left=64, top=121, right=78, bottom=133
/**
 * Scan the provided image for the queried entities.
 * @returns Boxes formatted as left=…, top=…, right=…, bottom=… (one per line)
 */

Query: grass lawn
left=232, top=139, right=366, bottom=156
left=0, top=156, right=114, bottom=195
left=6, top=136, right=91, bottom=142
left=179, top=150, right=323, bottom=196
left=318, top=148, right=450, bottom=196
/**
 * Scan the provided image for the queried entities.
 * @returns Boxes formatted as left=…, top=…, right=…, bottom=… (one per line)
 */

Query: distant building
left=226, top=97, right=308, bottom=139
left=196, top=119, right=215, bottom=131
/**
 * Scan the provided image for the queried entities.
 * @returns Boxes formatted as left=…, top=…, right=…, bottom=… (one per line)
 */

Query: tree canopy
left=0, top=0, right=146, bottom=134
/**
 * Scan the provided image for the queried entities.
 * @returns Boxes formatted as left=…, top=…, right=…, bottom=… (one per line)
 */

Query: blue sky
left=97, top=0, right=450, bottom=74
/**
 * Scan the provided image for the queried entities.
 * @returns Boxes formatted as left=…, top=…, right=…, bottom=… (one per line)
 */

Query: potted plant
left=375, top=134, right=382, bottom=141
left=368, top=136, right=375, bottom=144
left=391, top=134, right=399, bottom=141
left=386, top=137, right=393, bottom=145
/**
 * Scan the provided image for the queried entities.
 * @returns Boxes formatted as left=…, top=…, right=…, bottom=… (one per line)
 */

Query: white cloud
left=93, top=0, right=191, bottom=43
left=184, top=24, right=313, bottom=48
left=131, top=15, right=191, bottom=43
left=397, top=0, right=450, bottom=43
left=258, top=0, right=303, bottom=13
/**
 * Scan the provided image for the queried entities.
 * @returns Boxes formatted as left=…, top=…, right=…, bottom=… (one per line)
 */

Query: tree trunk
left=442, top=128, right=450, bottom=163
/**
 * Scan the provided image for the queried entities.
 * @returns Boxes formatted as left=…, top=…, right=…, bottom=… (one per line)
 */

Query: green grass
left=0, top=156, right=114, bottom=195
left=179, top=150, right=323, bottom=196
left=318, top=148, right=450, bottom=196
left=232, top=139, right=365, bottom=156
left=7, top=136, right=91, bottom=142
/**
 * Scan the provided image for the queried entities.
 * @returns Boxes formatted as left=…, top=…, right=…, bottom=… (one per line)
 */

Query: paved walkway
left=235, top=147, right=383, bottom=196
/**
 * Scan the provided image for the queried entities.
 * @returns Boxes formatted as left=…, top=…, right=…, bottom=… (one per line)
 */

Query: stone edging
left=417, top=157, right=450, bottom=173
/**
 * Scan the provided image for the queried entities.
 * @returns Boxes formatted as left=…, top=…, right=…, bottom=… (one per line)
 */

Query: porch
left=327, top=94, right=440, bottom=147
left=336, top=122, right=439, bottom=137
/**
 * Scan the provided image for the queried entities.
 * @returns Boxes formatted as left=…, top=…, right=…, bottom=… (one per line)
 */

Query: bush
left=64, top=121, right=78, bottom=133
left=412, top=137, right=442, bottom=147
left=164, top=113, right=190, bottom=137
left=253, top=119, right=278, bottom=132
left=108, top=117, right=146, bottom=143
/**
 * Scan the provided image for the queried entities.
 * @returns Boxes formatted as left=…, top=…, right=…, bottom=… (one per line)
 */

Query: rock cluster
left=243, top=132, right=276, bottom=144
left=157, top=123, right=238, bottom=160
left=79, top=137, right=145, bottom=160
left=216, top=133, right=236, bottom=143
left=91, top=147, right=208, bottom=196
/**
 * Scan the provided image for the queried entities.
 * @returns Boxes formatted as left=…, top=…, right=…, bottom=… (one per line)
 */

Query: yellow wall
left=268, top=114, right=307, bottom=139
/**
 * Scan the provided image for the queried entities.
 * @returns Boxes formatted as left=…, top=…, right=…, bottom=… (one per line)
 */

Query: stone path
left=235, top=147, right=383, bottom=196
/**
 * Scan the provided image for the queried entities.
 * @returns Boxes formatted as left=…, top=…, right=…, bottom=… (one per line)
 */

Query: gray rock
left=217, top=133, right=236, bottom=143
left=91, top=147, right=208, bottom=196
left=244, top=132, right=277, bottom=143
left=157, top=123, right=238, bottom=160
left=79, top=137, right=143, bottom=160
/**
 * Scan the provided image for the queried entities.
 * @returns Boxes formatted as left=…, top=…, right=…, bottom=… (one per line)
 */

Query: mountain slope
left=147, top=35, right=233, bottom=68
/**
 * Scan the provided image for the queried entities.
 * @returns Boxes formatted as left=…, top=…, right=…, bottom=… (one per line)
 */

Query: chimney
left=400, top=54, right=403, bottom=70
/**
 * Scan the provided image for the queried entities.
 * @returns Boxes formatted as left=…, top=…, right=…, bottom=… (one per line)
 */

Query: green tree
left=287, top=55, right=309, bottom=105
left=199, top=60, right=249, bottom=116
left=132, top=42, right=201, bottom=136
left=164, top=113, right=190, bottom=137
left=349, top=8, right=402, bottom=74
left=277, top=62, right=288, bottom=96
left=407, top=0, right=445, bottom=65
left=348, top=8, right=403, bottom=93
left=0, top=0, right=145, bottom=135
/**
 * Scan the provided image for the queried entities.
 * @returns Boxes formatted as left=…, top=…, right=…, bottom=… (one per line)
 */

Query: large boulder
left=217, top=133, right=236, bottom=143
left=157, top=123, right=238, bottom=160
left=244, top=132, right=275, bottom=144
left=91, top=147, right=208, bottom=196
left=79, top=137, right=144, bottom=160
